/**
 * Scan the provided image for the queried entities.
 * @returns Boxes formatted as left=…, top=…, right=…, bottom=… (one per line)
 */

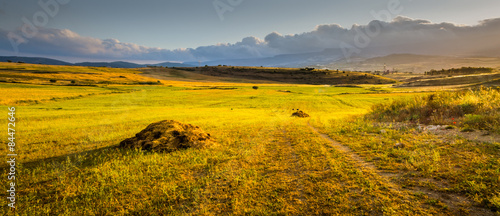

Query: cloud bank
left=1, top=16, right=500, bottom=63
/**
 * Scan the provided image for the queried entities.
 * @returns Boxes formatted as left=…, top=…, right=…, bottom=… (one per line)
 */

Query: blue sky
left=1, top=0, right=500, bottom=62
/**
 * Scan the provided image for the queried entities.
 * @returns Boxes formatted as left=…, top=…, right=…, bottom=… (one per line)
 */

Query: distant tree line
left=299, top=67, right=315, bottom=71
left=424, top=67, right=493, bottom=76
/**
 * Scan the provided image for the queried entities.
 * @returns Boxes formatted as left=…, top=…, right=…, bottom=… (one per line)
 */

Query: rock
left=427, top=125, right=438, bottom=131
left=394, top=143, right=405, bottom=149
left=120, top=120, right=215, bottom=153
left=418, top=124, right=425, bottom=131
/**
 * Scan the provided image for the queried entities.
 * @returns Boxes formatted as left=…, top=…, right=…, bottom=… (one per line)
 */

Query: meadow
left=0, top=63, right=498, bottom=215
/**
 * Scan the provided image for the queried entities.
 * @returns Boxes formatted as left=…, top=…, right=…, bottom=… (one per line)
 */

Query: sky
left=0, top=0, right=500, bottom=63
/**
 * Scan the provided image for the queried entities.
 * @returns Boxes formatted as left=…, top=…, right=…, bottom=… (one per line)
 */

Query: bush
left=70, top=80, right=76, bottom=84
left=463, top=114, right=498, bottom=131
left=252, top=86, right=259, bottom=90
left=49, top=79, right=57, bottom=83
left=367, top=87, right=500, bottom=133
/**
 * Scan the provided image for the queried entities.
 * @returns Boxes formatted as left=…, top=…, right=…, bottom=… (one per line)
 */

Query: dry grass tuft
left=291, top=110, right=310, bottom=118
left=120, top=120, right=215, bottom=152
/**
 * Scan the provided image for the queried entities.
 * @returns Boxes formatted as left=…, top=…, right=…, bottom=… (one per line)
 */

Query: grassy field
left=146, top=66, right=397, bottom=85
left=0, top=63, right=498, bottom=215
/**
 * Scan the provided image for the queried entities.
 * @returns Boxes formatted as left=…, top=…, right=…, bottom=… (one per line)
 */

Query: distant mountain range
left=323, top=54, right=500, bottom=73
left=186, top=48, right=345, bottom=68
left=0, top=56, right=195, bottom=68
left=0, top=51, right=344, bottom=69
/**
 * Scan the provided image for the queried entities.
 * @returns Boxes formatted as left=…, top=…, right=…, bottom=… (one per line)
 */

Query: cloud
left=0, top=27, right=199, bottom=62
left=0, top=27, right=276, bottom=62
left=266, top=16, right=500, bottom=56
left=263, top=16, right=500, bottom=57
left=1, top=16, right=499, bottom=63
left=192, top=36, right=277, bottom=61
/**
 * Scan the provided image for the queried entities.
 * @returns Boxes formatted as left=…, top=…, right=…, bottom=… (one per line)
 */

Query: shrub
left=463, top=114, right=498, bottom=131
left=49, top=79, right=57, bottom=83
left=367, top=87, right=500, bottom=133
left=460, top=126, right=475, bottom=132
left=252, top=86, right=259, bottom=90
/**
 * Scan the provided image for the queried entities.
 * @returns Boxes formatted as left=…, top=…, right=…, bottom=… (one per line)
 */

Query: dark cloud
left=263, top=16, right=500, bottom=57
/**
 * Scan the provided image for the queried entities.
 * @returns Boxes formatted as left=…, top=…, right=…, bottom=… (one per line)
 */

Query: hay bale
left=120, top=120, right=214, bottom=152
left=291, top=110, right=310, bottom=118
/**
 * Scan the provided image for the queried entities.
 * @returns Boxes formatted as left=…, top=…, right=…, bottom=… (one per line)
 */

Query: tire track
left=307, top=122, right=495, bottom=216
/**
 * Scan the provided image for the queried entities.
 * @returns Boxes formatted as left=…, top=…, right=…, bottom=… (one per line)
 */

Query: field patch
left=0, top=62, right=161, bottom=86
left=0, top=83, right=132, bottom=105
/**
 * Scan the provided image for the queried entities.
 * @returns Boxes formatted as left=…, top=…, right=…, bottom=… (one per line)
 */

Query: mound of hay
left=291, top=110, right=310, bottom=118
left=120, top=120, right=214, bottom=153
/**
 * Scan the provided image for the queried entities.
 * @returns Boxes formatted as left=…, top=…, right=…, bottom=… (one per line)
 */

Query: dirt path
left=282, top=129, right=307, bottom=206
left=307, top=122, right=495, bottom=216
left=272, top=125, right=308, bottom=207
left=308, top=123, right=402, bottom=189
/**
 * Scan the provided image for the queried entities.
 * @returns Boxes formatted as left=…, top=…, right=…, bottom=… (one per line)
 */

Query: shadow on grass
left=0, top=144, right=124, bottom=172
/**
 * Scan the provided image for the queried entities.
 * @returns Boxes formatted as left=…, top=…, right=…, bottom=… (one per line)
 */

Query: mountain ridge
left=0, top=56, right=195, bottom=68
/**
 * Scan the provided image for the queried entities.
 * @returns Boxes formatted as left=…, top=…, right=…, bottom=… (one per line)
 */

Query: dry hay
left=291, top=110, right=310, bottom=118
left=120, top=120, right=215, bottom=152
